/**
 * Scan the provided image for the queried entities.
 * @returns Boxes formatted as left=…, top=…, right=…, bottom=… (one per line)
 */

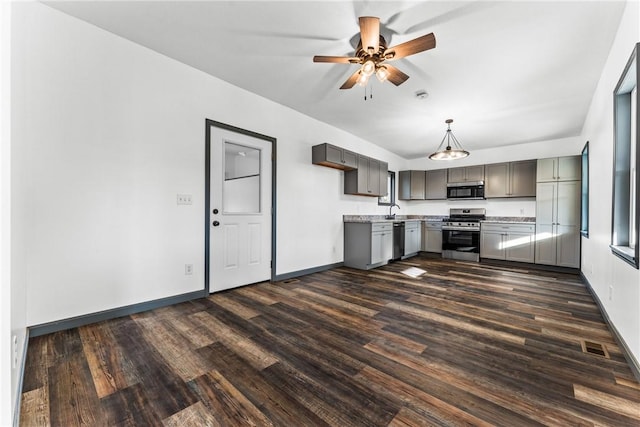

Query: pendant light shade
left=429, top=119, right=469, bottom=160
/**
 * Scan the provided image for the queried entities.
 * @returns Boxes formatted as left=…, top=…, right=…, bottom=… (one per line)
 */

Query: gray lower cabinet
left=403, top=221, right=422, bottom=258
left=485, top=160, right=536, bottom=198
left=480, top=223, right=536, bottom=263
left=422, top=221, right=443, bottom=253
left=344, top=222, right=393, bottom=270
left=345, top=156, right=388, bottom=197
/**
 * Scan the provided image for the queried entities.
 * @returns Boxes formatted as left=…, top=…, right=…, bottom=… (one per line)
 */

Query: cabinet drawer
left=372, top=223, right=393, bottom=233
left=424, top=221, right=443, bottom=230
left=405, top=221, right=420, bottom=230
left=482, top=223, right=535, bottom=233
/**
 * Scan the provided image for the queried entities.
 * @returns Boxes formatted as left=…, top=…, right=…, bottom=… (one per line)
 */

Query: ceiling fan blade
left=359, top=16, right=380, bottom=54
left=383, top=64, right=410, bottom=86
left=340, top=70, right=361, bottom=89
left=313, top=55, right=360, bottom=64
left=385, top=33, right=436, bottom=60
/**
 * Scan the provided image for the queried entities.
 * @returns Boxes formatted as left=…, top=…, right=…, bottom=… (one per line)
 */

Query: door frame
left=204, top=119, right=277, bottom=294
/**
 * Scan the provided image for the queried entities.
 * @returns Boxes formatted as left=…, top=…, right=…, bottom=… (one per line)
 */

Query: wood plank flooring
left=20, top=256, right=640, bottom=426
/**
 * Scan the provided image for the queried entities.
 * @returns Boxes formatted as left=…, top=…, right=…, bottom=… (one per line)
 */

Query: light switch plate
left=177, top=194, right=193, bottom=205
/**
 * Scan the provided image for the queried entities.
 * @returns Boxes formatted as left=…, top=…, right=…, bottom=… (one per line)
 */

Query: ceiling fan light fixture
left=429, top=119, right=470, bottom=161
left=356, top=71, right=369, bottom=87
left=375, top=66, right=389, bottom=82
left=312, top=16, right=436, bottom=90
left=361, top=59, right=376, bottom=77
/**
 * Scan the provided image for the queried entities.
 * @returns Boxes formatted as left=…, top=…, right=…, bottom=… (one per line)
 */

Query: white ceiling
left=43, top=1, right=627, bottom=159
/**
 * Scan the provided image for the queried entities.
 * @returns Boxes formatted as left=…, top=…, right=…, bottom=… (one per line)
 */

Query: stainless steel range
left=442, top=208, right=486, bottom=262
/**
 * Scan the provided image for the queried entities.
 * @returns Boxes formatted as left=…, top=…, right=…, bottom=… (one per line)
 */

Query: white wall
left=11, top=2, right=408, bottom=327
left=408, top=135, right=584, bottom=171
left=1, top=1, right=11, bottom=424
left=12, top=0, right=639, bottom=393
left=580, top=0, right=640, bottom=365
left=402, top=135, right=583, bottom=217
left=2, top=1, right=28, bottom=424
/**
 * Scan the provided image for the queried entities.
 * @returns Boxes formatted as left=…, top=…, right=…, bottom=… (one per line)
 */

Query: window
left=581, top=142, right=589, bottom=237
left=611, top=43, right=639, bottom=269
left=378, top=171, right=395, bottom=206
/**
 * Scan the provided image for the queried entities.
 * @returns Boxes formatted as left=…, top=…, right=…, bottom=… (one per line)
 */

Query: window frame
left=378, top=171, right=396, bottom=206
left=610, top=43, right=639, bottom=269
left=581, top=141, right=589, bottom=238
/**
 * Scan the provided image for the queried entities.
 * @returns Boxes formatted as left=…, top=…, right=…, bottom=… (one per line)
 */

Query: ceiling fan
left=313, top=16, right=436, bottom=89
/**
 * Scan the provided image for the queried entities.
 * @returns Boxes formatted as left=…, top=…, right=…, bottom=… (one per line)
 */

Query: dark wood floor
left=20, top=256, right=640, bottom=426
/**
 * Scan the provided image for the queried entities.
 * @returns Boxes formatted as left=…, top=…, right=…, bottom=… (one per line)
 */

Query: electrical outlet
left=185, top=264, right=194, bottom=275
left=12, top=335, right=17, bottom=369
left=520, top=208, right=525, bottom=215
left=177, top=194, right=193, bottom=205
left=609, top=285, right=613, bottom=301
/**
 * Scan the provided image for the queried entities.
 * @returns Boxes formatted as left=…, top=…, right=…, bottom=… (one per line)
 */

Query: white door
left=209, top=126, right=272, bottom=293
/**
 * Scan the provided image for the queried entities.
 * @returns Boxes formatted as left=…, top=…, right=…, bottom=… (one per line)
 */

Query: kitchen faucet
left=388, top=203, right=400, bottom=219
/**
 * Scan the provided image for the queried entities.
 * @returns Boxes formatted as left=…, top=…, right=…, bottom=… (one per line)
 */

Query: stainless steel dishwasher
left=392, top=221, right=405, bottom=261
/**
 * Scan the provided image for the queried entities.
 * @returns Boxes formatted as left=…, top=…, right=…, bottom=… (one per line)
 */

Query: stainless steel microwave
left=446, top=181, right=485, bottom=200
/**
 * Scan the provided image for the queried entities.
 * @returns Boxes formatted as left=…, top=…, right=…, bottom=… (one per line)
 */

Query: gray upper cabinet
left=485, top=163, right=509, bottom=198
left=373, top=159, right=389, bottom=196
left=400, top=168, right=464, bottom=200
left=485, top=160, right=536, bottom=198
left=312, top=143, right=357, bottom=170
left=537, top=156, right=581, bottom=182
left=345, top=155, right=388, bottom=197
left=398, top=170, right=425, bottom=200
left=378, top=161, right=388, bottom=196
left=425, top=169, right=448, bottom=200
left=510, top=160, right=537, bottom=196
left=447, top=165, right=485, bottom=183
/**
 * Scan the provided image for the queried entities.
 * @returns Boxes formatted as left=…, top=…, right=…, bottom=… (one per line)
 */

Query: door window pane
left=223, top=142, right=260, bottom=214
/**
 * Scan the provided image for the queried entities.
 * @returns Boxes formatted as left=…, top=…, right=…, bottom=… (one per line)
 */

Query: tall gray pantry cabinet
left=535, top=156, right=582, bottom=268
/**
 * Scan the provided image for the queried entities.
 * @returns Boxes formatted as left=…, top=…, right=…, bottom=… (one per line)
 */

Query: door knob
left=212, top=221, right=220, bottom=227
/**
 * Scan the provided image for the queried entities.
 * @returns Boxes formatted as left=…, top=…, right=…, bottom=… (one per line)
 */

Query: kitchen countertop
left=343, top=215, right=444, bottom=223
left=344, top=215, right=535, bottom=224
left=482, top=217, right=536, bottom=223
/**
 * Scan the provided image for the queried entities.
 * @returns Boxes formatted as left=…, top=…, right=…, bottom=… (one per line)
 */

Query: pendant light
left=429, top=119, right=469, bottom=160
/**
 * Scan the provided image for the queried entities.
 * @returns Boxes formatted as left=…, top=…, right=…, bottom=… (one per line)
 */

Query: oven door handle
left=442, top=227, right=480, bottom=231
